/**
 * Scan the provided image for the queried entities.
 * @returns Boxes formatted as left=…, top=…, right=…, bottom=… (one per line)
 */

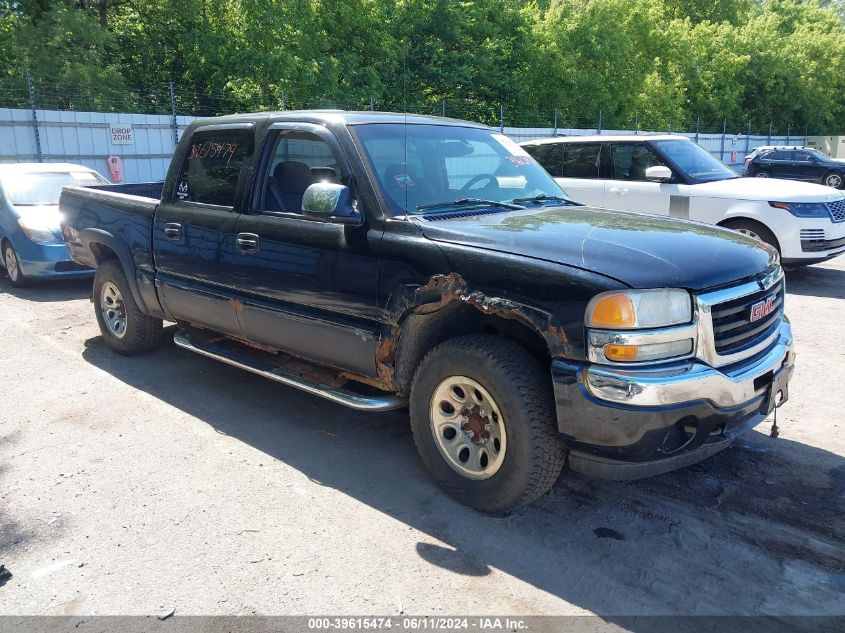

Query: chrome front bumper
left=583, top=320, right=794, bottom=408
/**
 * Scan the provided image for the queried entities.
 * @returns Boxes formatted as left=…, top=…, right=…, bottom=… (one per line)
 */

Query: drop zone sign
left=110, top=125, right=134, bottom=145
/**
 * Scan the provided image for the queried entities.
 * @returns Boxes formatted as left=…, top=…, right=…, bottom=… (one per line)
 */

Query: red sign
left=749, top=296, right=775, bottom=322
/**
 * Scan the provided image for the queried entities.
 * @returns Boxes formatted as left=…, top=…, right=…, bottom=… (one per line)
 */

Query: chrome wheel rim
left=429, top=376, right=507, bottom=480
left=100, top=281, right=127, bottom=339
left=4, top=248, right=18, bottom=282
left=825, top=174, right=842, bottom=188
left=736, top=228, right=762, bottom=242
left=755, top=172, right=769, bottom=178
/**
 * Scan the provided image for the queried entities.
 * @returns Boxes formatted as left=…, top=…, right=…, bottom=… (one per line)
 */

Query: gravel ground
left=0, top=259, right=843, bottom=617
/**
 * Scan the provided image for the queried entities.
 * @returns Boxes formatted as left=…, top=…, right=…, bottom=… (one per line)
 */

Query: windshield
left=653, top=140, right=739, bottom=183
left=352, top=123, right=569, bottom=215
left=0, top=170, right=107, bottom=205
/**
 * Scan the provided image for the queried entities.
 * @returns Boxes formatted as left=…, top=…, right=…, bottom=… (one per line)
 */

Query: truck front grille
left=710, top=281, right=784, bottom=355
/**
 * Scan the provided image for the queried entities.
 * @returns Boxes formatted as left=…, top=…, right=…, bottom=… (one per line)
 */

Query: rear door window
left=561, top=143, right=601, bottom=179
left=174, top=129, right=253, bottom=207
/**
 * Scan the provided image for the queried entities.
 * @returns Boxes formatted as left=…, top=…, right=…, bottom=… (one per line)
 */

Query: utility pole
left=26, top=69, right=42, bottom=163
left=169, top=81, right=179, bottom=146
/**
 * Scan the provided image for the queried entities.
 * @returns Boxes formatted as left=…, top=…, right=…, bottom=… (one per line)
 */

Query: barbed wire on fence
left=0, top=72, right=817, bottom=139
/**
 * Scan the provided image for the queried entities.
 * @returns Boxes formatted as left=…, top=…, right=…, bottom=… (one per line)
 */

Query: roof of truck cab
left=520, top=134, right=688, bottom=145
left=191, top=110, right=491, bottom=128
left=0, top=162, right=97, bottom=173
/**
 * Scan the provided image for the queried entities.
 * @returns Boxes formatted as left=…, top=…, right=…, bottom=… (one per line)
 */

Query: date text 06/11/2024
left=306, top=618, right=528, bottom=631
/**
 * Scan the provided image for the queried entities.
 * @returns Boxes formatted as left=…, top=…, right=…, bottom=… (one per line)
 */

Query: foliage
left=0, top=0, right=843, bottom=133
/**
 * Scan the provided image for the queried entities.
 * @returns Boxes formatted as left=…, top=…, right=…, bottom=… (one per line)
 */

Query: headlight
left=586, top=289, right=695, bottom=364
left=17, top=217, right=57, bottom=243
left=586, top=288, right=692, bottom=329
left=769, top=201, right=830, bottom=219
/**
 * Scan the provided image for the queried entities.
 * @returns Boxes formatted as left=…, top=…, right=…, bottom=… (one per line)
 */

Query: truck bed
left=86, top=181, right=164, bottom=200
left=59, top=182, right=162, bottom=285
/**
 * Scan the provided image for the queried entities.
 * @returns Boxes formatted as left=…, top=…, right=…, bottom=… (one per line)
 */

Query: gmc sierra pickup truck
left=60, top=111, right=794, bottom=513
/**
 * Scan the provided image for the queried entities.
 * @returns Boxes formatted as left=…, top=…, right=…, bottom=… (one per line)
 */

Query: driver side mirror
left=645, top=166, right=673, bottom=182
left=302, top=182, right=363, bottom=226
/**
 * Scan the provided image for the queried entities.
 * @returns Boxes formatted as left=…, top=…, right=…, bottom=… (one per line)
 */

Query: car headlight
left=586, top=289, right=695, bottom=363
left=17, top=217, right=57, bottom=243
left=769, top=201, right=831, bottom=219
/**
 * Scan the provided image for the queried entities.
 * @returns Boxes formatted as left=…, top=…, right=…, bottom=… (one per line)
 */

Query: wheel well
left=392, top=301, right=551, bottom=396
left=717, top=217, right=781, bottom=252
left=88, top=241, right=120, bottom=265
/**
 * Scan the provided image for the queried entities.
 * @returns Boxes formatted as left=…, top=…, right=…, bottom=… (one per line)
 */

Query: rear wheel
left=3, top=244, right=27, bottom=288
left=93, top=260, right=163, bottom=355
left=823, top=172, right=843, bottom=189
left=755, top=170, right=770, bottom=178
left=723, top=219, right=780, bottom=255
left=409, top=335, right=565, bottom=514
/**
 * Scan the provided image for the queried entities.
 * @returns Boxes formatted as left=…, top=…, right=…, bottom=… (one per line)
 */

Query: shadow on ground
left=0, top=275, right=92, bottom=303
left=786, top=265, right=845, bottom=299
left=80, top=332, right=845, bottom=620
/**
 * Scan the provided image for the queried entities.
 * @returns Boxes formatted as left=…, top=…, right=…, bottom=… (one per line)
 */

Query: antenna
left=403, top=53, right=408, bottom=215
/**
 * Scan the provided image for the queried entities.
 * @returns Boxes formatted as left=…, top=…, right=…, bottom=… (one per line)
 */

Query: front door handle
left=236, top=232, right=260, bottom=254
left=608, top=187, right=629, bottom=195
left=164, top=222, right=182, bottom=240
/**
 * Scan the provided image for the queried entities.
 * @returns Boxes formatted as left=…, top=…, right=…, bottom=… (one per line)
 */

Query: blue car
left=0, top=163, right=108, bottom=287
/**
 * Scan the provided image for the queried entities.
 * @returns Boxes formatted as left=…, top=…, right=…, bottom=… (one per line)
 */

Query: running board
left=173, top=329, right=407, bottom=412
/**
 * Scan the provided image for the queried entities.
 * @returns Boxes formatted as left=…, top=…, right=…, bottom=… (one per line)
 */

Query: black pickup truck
left=60, top=111, right=794, bottom=513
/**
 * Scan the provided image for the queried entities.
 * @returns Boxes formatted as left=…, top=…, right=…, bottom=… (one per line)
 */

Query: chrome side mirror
left=302, top=182, right=362, bottom=226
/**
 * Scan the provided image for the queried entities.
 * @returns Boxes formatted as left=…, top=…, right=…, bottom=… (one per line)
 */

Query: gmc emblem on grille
left=749, top=296, right=775, bottom=322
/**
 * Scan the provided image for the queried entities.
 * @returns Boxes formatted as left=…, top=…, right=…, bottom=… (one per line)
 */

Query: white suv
left=521, top=134, right=845, bottom=266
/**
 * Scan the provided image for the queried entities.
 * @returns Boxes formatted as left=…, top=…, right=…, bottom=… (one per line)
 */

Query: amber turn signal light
left=604, top=344, right=639, bottom=361
left=589, top=294, right=636, bottom=328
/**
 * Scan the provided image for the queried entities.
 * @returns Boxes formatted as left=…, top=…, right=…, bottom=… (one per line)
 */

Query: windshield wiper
left=416, top=198, right=524, bottom=212
left=510, top=194, right=578, bottom=205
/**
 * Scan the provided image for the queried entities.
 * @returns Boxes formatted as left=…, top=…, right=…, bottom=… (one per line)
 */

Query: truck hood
left=691, top=177, right=845, bottom=203
left=416, top=206, right=775, bottom=291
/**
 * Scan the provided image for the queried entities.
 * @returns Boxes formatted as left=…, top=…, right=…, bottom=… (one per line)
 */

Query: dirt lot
left=0, top=259, right=843, bottom=618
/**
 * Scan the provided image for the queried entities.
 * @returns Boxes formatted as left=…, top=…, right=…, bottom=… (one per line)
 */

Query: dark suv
left=746, top=147, right=845, bottom=189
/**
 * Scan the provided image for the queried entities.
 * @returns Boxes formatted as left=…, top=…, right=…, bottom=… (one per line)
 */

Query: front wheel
left=93, top=260, right=163, bottom=355
left=723, top=219, right=781, bottom=255
left=823, top=172, right=843, bottom=189
left=410, top=335, right=565, bottom=514
left=3, top=244, right=27, bottom=288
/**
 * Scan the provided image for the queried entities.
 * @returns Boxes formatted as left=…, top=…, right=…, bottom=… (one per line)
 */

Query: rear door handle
left=609, top=187, right=629, bottom=195
left=164, top=223, right=182, bottom=240
left=236, top=232, right=260, bottom=254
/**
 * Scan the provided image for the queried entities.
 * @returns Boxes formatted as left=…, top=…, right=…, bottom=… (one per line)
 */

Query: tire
left=755, top=170, right=769, bottom=178
left=823, top=172, right=843, bottom=189
left=3, top=243, right=27, bottom=288
left=723, top=219, right=781, bottom=254
left=93, top=259, right=163, bottom=355
left=409, top=334, right=565, bottom=514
